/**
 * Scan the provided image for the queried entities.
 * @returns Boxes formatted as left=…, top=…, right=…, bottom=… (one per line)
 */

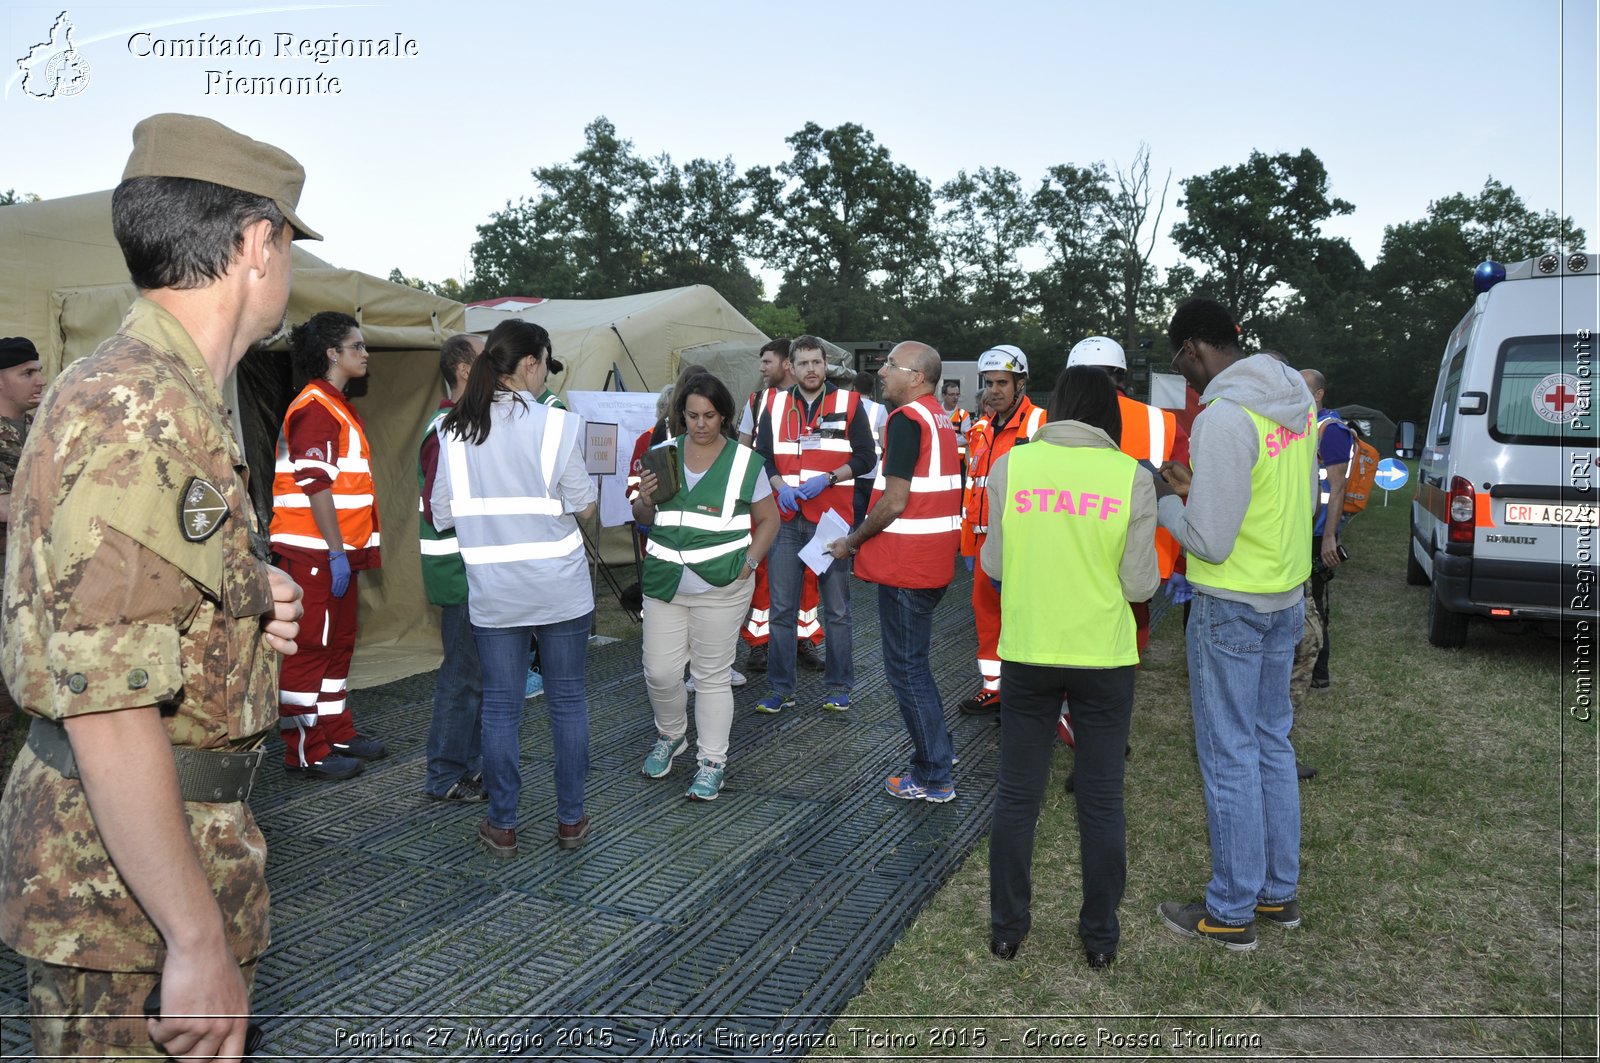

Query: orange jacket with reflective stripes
left=270, top=380, right=381, bottom=564
left=961, top=396, right=1045, bottom=555
left=1117, top=392, right=1181, bottom=579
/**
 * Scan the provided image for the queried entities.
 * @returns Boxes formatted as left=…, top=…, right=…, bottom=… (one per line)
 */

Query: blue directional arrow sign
left=1375, top=458, right=1409, bottom=491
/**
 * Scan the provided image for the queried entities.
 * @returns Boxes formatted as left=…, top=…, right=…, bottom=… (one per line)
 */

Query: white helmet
left=977, top=344, right=1029, bottom=376
left=1067, top=336, right=1127, bottom=371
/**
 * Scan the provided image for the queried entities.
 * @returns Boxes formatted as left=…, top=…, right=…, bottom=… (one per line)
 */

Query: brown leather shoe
left=556, top=814, right=590, bottom=850
left=477, top=819, right=517, bottom=858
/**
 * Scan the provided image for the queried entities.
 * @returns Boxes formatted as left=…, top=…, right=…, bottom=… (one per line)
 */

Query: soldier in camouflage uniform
left=0, top=335, right=44, bottom=783
left=0, top=114, right=312, bottom=1060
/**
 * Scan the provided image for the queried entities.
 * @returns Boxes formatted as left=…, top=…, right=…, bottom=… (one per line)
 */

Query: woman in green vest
left=631, top=373, right=779, bottom=801
left=981, top=365, right=1159, bottom=970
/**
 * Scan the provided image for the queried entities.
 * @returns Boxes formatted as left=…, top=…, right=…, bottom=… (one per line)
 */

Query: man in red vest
left=832, top=340, right=963, bottom=800
left=738, top=339, right=825, bottom=672
left=753, top=336, right=876, bottom=713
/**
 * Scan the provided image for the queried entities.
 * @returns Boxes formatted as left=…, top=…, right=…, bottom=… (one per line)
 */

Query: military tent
left=0, top=190, right=465, bottom=686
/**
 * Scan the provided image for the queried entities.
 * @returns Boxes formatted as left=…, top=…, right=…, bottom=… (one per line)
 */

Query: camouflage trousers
left=26, top=958, right=257, bottom=1059
left=1290, top=578, right=1325, bottom=714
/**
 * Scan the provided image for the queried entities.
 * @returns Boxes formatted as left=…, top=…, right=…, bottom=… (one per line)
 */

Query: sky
left=2, top=0, right=1596, bottom=293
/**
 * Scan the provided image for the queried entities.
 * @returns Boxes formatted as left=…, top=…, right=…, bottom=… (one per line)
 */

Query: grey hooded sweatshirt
left=1157, top=353, right=1317, bottom=612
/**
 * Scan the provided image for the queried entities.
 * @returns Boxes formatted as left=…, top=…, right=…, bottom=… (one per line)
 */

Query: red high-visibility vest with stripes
left=768, top=385, right=862, bottom=523
left=856, top=394, right=963, bottom=589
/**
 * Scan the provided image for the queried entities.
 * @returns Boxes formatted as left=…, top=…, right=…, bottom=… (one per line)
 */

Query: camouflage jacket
left=0, top=414, right=28, bottom=556
left=0, top=298, right=278, bottom=971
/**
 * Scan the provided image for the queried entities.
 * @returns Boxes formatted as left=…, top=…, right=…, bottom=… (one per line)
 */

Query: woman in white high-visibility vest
left=632, top=373, right=779, bottom=801
left=431, top=320, right=597, bottom=859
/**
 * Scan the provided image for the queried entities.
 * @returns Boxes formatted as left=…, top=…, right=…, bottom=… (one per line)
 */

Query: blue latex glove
left=1168, top=571, right=1194, bottom=604
left=776, top=484, right=801, bottom=516
left=989, top=576, right=1002, bottom=594
left=797, top=473, right=831, bottom=500
left=963, top=554, right=975, bottom=573
left=329, top=551, right=352, bottom=598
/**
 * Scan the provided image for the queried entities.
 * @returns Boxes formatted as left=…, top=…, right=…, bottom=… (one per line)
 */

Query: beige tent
left=1, top=190, right=466, bottom=686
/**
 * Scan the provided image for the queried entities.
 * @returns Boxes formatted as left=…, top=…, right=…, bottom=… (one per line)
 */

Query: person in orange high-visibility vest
left=271, top=311, right=384, bottom=778
left=1066, top=336, right=1190, bottom=657
left=940, top=378, right=971, bottom=471
left=958, top=345, right=1046, bottom=715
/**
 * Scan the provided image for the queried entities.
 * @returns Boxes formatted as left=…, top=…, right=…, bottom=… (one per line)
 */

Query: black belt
left=27, top=717, right=264, bottom=803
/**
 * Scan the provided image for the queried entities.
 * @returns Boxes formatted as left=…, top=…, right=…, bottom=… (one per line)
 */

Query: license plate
left=1503, top=502, right=1599, bottom=526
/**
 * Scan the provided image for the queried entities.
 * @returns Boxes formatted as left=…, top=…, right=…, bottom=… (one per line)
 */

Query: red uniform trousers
left=742, top=556, right=822, bottom=647
left=277, top=554, right=361, bottom=767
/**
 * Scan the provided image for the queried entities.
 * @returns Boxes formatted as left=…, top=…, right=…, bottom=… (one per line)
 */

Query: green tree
left=936, top=167, right=1038, bottom=340
left=1171, top=148, right=1354, bottom=333
left=386, top=268, right=466, bottom=302
left=633, top=154, right=762, bottom=309
left=748, top=122, right=935, bottom=340
left=0, top=189, right=40, bottom=206
left=1031, top=162, right=1117, bottom=350
left=1367, top=177, right=1585, bottom=420
left=467, top=116, right=652, bottom=301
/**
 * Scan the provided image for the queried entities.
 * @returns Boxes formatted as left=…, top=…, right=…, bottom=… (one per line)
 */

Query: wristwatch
left=826, top=471, right=839, bottom=486
left=744, top=555, right=760, bottom=572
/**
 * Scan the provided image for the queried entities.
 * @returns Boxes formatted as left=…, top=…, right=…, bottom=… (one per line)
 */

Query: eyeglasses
left=1169, top=339, right=1189, bottom=371
left=882, top=361, right=920, bottom=375
left=337, top=342, right=368, bottom=353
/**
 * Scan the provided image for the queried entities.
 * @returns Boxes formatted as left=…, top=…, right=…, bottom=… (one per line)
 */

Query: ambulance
left=1404, top=250, right=1598, bottom=647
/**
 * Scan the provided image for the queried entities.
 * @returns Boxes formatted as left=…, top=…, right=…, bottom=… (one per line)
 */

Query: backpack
left=1322, top=414, right=1380, bottom=516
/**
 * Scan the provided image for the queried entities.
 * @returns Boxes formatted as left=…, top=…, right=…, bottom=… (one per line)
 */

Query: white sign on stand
left=565, top=390, right=661, bottom=527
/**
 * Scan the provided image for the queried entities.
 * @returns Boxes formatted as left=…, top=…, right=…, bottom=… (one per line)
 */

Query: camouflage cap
left=121, top=113, right=322, bottom=241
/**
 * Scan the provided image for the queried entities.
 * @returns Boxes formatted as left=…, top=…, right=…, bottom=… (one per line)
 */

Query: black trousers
left=1310, top=549, right=1332, bottom=682
left=989, top=659, right=1136, bottom=954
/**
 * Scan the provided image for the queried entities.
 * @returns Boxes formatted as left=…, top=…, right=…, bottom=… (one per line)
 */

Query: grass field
left=820, top=475, right=1598, bottom=1059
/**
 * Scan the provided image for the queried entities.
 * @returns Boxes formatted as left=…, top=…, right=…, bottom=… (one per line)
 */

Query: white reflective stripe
left=1024, top=406, right=1046, bottom=439
left=279, top=689, right=319, bottom=707
left=271, top=493, right=375, bottom=509
left=981, top=677, right=1001, bottom=692
left=417, top=498, right=425, bottom=513
left=320, top=678, right=347, bottom=693
left=773, top=439, right=852, bottom=456
left=970, top=524, right=989, bottom=534
left=891, top=514, right=962, bottom=535
left=746, top=607, right=771, bottom=621
left=797, top=618, right=821, bottom=637
left=745, top=620, right=770, bottom=636
left=723, top=446, right=755, bottom=515
left=451, top=496, right=564, bottom=517
left=652, top=511, right=753, bottom=533
left=1146, top=405, right=1167, bottom=462
left=317, top=699, right=347, bottom=716
left=419, top=538, right=460, bottom=556
left=336, top=457, right=371, bottom=474
left=979, top=659, right=1001, bottom=678
left=459, top=531, right=583, bottom=565
left=539, top=407, right=567, bottom=485
left=286, top=458, right=339, bottom=479
left=284, top=713, right=318, bottom=731
left=971, top=476, right=988, bottom=488
left=645, top=534, right=753, bottom=566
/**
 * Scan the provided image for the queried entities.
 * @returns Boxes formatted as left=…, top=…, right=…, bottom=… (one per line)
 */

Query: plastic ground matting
left=0, top=571, right=998, bottom=1060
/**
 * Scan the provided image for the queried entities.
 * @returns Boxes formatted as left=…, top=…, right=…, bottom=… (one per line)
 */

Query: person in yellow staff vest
left=1155, top=297, right=1317, bottom=953
left=982, top=366, right=1158, bottom=970
left=1056, top=336, right=1192, bottom=790
left=958, top=345, right=1046, bottom=715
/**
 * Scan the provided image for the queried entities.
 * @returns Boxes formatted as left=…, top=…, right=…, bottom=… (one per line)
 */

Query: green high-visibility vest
left=417, top=407, right=467, bottom=606
left=642, top=438, right=763, bottom=602
left=1188, top=403, right=1316, bottom=595
left=999, top=443, right=1140, bottom=668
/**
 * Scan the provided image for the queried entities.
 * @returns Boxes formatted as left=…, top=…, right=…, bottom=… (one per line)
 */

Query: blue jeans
left=473, top=612, right=592, bottom=829
left=767, top=514, right=853, bottom=695
left=1186, top=592, right=1304, bottom=924
left=877, top=584, right=952, bottom=787
left=425, top=602, right=483, bottom=795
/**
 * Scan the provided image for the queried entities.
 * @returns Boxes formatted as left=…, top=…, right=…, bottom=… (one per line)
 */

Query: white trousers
left=642, top=575, right=757, bottom=763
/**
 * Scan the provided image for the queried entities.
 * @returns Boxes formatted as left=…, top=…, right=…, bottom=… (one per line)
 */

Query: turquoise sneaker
left=524, top=669, right=544, bottom=699
left=686, top=759, right=725, bottom=801
left=641, top=734, right=688, bottom=778
left=821, top=690, right=850, bottom=713
left=754, top=692, right=794, bottom=715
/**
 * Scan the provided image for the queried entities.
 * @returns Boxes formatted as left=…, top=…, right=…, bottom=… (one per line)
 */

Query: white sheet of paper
left=798, top=507, right=852, bottom=576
